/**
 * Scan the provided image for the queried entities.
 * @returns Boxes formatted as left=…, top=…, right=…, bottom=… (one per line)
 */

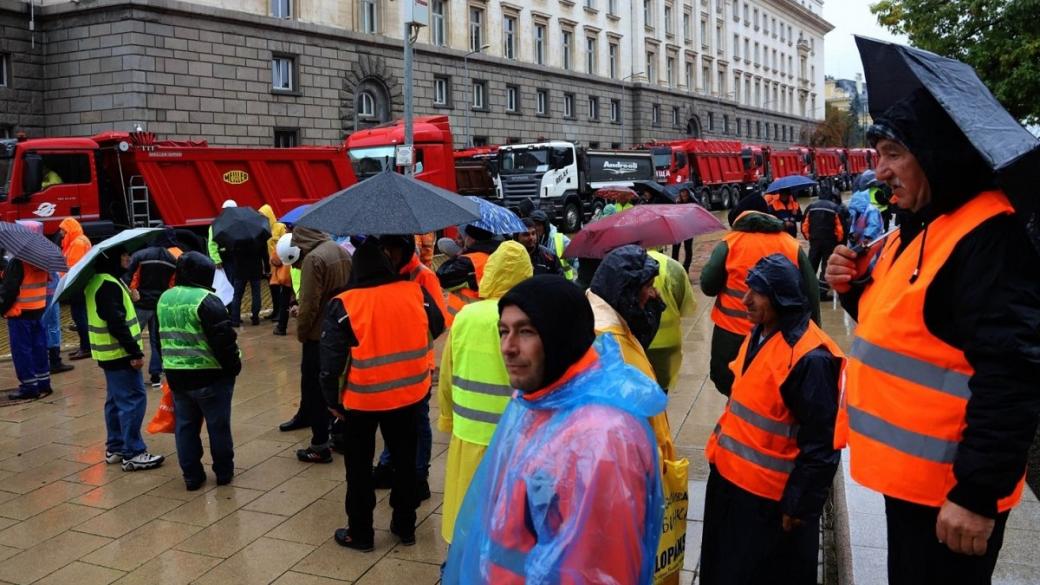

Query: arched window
left=358, top=91, right=375, bottom=117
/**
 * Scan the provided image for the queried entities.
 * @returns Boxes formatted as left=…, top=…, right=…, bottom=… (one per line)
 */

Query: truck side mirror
left=22, top=153, right=43, bottom=196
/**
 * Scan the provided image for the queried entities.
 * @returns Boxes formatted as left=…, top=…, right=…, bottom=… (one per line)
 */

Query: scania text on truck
left=493, top=141, right=654, bottom=232
left=0, top=132, right=357, bottom=238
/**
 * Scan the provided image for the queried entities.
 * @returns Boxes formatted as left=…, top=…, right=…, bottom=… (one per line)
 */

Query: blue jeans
left=377, top=391, right=431, bottom=478
left=8, top=318, right=50, bottom=394
left=230, top=278, right=261, bottom=325
left=44, top=280, right=61, bottom=349
left=70, top=297, right=89, bottom=350
left=133, top=308, right=163, bottom=377
left=172, top=376, right=235, bottom=482
left=103, top=368, right=148, bottom=457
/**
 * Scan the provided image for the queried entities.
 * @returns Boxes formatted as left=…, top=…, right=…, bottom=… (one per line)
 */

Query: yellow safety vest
left=85, top=273, right=142, bottom=362
left=449, top=299, right=514, bottom=445
left=553, top=232, right=575, bottom=281
left=648, top=250, right=682, bottom=348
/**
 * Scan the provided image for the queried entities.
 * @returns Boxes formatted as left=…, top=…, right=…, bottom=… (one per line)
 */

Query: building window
left=753, top=7, right=759, bottom=29
left=733, top=34, right=740, bottom=60
left=666, top=56, right=675, bottom=87
left=588, top=96, right=599, bottom=120
left=585, top=0, right=595, bottom=8
left=746, top=119, right=751, bottom=136
left=609, top=0, right=618, bottom=16
left=562, top=30, right=573, bottom=70
left=358, top=91, right=375, bottom=117
left=586, top=37, right=597, bottom=74
left=537, top=89, right=548, bottom=115
left=723, top=114, right=730, bottom=134
left=360, top=0, right=378, bottom=33
left=274, top=128, right=299, bottom=147
left=535, top=24, right=546, bottom=65
left=506, top=85, right=519, bottom=112
left=0, top=54, right=8, bottom=88
left=733, top=73, right=741, bottom=100
left=716, top=23, right=723, bottom=55
left=434, top=76, right=450, bottom=106
left=685, top=61, right=694, bottom=91
left=564, top=93, right=575, bottom=118
left=646, top=51, right=656, bottom=83
left=271, top=0, right=291, bottom=19
left=718, top=69, right=725, bottom=95
left=701, top=64, right=710, bottom=93
left=756, top=120, right=762, bottom=138
left=672, top=106, right=680, bottom=127
left=743, top=2, right=749, bottom=22
left=473, top=136, right=489, bottom=147
left=754, top=42, right=760, bottom=66
left=735, top=117, right=741, bottom=136
left=652, top=103, right=661, bottom=126
left=610, top=99, right=620, bottom=122
left=271, top=56, right=295, bottom=91
left=608, top=42, right=619, bottom=78
left=469, top=6, right=484, bottom=52
left=472, top=80, right=486, bottom=109
left=431, top=0, right=446, bottom=46
left=683, top=11, right=691, bottom=43
left=643, top=0, right=652, bottom=27
left=503, top=15, right=517, bottom=59
left=664, top=3, right=674, bottom=35
left=708, top=111, right=715, bottom=131
left=700, top=18, right=708, bottom=49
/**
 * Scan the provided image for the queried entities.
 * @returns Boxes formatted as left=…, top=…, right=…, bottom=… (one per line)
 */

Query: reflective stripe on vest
left=4, top=264, right=48, bottom=317
left=157, top=285, right=222, bottom=370
left=85, top=273, right=142, bottom=362
left=706, top=320, right=844, bottom=501
left=710, top=231, right=799, bottom=335
left=843, top=190, right=1026, bottom=511
left=552, top=233, right=574, bottom=281
left=337, top=281, right=431, bottom=411
left=450, top=299, right=513, bottom=445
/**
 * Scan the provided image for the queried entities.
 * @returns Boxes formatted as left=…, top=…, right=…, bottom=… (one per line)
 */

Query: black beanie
left=499, top=275, right=596, bottom=389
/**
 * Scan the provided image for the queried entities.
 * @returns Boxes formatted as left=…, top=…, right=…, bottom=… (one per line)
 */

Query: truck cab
left=649, top=144, right=690, bottom=185
left=345, top=116, right=457, bottom=193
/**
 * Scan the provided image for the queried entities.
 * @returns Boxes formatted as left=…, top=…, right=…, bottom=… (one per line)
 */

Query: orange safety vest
left=446, top=251, right=490, bottom=319
left=335, top=281, right=432, bottom=412
left=706, top=321, right=844, bottom=500
left=840, top=190, right=1026, bottom=511
left=765, top=194, right=800, bottom=216
left=402, top=255, right=449, bottom=353
left=711, top=231, right=800, bottom=336
left=3, top=263, right=48, bottom=318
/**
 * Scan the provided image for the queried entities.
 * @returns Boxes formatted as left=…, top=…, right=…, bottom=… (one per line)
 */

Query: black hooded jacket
left=589, top=245, right=666, bottom=350
left=92, top=249, right=143, bottom=370
left=742, top=254, right=842, bottom=521
left=123, top=231, right=179, bottom=311
left=840, top=90, right=1040, bottom=517
left=319, top=242, right=445, bottom=413
left=160, top=252, right=241, bottom=391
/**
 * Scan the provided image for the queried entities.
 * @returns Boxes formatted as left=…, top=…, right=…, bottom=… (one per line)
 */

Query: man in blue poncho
left=443, top=275, right=666, bottom=585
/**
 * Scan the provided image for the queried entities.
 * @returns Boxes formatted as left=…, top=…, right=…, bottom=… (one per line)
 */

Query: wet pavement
left=0, top=225, right=1036, bottom=584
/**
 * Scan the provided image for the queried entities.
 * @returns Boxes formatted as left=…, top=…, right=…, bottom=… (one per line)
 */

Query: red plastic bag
left=147, top=381, right=175, bottom=434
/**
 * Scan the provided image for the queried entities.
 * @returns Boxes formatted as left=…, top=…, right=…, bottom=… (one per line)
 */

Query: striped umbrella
left=0, top=222, right=67, bottom=272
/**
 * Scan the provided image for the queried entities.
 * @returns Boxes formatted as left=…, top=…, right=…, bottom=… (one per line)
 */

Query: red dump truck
left=0, top=131, right=357, bottom=237
left=645, top=139, right=747, bottom=210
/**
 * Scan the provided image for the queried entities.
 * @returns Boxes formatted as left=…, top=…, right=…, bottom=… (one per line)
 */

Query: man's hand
left=130, top=289, right=141, bottom=302
left=936, top=500, right=995, bottom=556
left=782, top=514, right=803, bottom=533
left=327, top=407, right=345, bottom=421
left=290, top=306, right=299, bottom=318
left=129, top=358, right=144, bottom=370
left=825, top=245, right=861, bottom=294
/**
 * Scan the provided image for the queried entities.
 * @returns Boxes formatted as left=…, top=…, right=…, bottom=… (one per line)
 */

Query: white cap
left=221, top=199, right=238, bottom=208
left=276, top=233, right=300, bottom=265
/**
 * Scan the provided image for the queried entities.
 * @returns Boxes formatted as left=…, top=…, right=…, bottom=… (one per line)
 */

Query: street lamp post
left=463, top=44, right=490, bottom=148
left=619, top=71, right=644, bottom=148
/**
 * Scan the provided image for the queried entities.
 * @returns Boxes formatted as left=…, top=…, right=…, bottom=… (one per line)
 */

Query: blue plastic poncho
left=443, top=335, right=666, bottom=585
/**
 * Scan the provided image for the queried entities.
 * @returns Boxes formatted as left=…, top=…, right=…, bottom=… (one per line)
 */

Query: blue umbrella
left=279, top=204, right=312, bottom=226
left=765, top=175, right=817, bottom=194
left=0, top=222, right=67, bottom=272
left=467, top=197, right=527, bottom=235
left=55, top=228, right=161, bottom=302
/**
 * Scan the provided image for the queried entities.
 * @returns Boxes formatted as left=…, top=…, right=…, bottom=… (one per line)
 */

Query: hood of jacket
left=848, top=190, right=874, bottom=214
left=479, top=240, right=533, bottom=299
left=59, top=217, right=85, bottom=251
left=746, top=253, right=810, bottom=343
left=732, top=210, right=784, bottom=233
left=153, top=228, right=180, bottom=249
left=291, top=226, right=331, bottom=259
left=588, top=245, right=665, bottom=349
left=258, top=204, right=277, bottom=230
left=174, top=251, right=216, bottom=290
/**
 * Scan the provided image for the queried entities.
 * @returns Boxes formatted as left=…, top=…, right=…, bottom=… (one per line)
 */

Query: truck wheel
left=715, top=188, right=729, bottom=210
left=728, top=186, right=741, bottom=208
left=562, top=201, right=582, bottom=234
left=697, top=187, right=712, bottom=210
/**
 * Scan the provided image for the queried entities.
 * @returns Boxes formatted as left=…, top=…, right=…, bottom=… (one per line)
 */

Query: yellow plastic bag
left=651, top=413, right=689, bottom=585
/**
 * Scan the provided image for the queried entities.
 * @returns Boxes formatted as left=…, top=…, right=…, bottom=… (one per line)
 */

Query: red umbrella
left=563, top=204, right=724, bottom=259
left=595, top=186, right=639, bottom=204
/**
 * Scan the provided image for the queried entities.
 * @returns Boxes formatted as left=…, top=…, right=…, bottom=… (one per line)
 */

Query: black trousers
left=299, top=340, right=329, bottom=447
left=671, top=238, right=693, bottom=271
left=709, top=325, right=745, bottom=397
left=700, top=467, right=819, bottom=585
left=275, top=286, right=292, bottom=331
left=884, top=496, right=1009, bottom=585
left=343, top=401, right=420, bottom=542
left=808, top=239, right=837, bottom=289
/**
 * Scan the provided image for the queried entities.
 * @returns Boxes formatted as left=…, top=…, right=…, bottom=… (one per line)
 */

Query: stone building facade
left=0, top=0, right=832, bottom=148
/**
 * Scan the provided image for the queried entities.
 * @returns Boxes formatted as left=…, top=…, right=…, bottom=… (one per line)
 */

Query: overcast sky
left=822, top=0, right=909, bottom=80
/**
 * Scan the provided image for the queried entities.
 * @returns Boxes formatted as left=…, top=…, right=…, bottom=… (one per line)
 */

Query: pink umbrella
left=563, top=204, right=724, bottom=259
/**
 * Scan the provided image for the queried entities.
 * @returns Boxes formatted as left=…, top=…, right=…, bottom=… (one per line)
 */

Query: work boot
left=49, top=348, right=74, bottom=374
left=68, top=348, right=91, bottom=361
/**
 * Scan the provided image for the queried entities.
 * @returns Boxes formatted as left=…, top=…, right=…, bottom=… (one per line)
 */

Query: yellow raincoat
left=437, top=241, right=533, bottom=543
left=647, top=250, right=697, bottom=391
left=259, top=205, right=290, bottom=286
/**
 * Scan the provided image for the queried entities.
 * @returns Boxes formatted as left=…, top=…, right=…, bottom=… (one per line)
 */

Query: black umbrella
left=0, top=222, right=67, bottom=272
left=632, top=180, right=676, bottom=203
left=294, top=169, right=481, bottom=236
left=857, top=36, right=1040, bottom=175
left=211, top=207, right=271, bottom=250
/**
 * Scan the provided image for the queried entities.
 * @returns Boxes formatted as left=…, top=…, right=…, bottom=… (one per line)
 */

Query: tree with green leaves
left=870, top=0, right=1040, bottom=125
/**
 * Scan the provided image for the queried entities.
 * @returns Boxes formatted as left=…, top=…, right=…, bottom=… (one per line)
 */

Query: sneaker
left=104, top=451, right=122, bottom=464
left=372, top=464, right=393, bottom=489
left=390, top=521, right=416, bottom=546
left=150, top=374, right=162, bottom=389
left=296, top=447, right=332, bottom=464
left=334, top=528, right=374, bottom=552
left=122, top=452, right=165, bottom=471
